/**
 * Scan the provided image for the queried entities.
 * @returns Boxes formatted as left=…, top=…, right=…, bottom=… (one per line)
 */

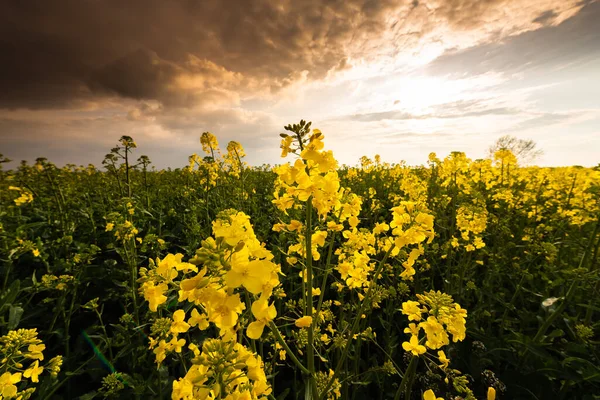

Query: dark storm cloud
left=1, top=0, right=587, bottom=110
left=89, top=49, right=179, bottom=102
left=0, top=0, right=403, bottom=109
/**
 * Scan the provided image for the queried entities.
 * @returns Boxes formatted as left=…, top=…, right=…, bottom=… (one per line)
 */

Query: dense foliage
left=1, top=122, right=599, bottom=400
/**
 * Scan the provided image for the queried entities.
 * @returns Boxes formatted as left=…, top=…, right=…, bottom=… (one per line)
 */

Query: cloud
left=1, top=0, right=597, bottom=168
left=340, top=104, right=518, bottom=122
left=0, top=0, right=587, bottom=110
left=0, top=0, right=396, bottom=109
left=376, top=131, right=452, bottom=144
left=426, top=1, right=600, bottom=78
left=0, top=99, right=289, bottom=169
left=533, top=10, right=558, bottom=25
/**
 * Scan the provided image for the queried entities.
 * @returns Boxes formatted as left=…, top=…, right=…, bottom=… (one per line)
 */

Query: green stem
left=499, top=273, right=526, bottom=331
left=394, top=355, right=419, bottom=400
left=314, top=230, right=337, bottom=326
left=123, top=240, right=140, bottom=339
left=244, top=292, right=257, bottom=352
left=319, top=244, right=395, bottom=400
left=267, top=321, right=310, bottom=375
left=96, top=307, right=114, bottom=362
left=305, top=198, right=318, bottom=399
left=125, top=145, right=131, bottom=198
left=40, top=355, right=96, bottom=400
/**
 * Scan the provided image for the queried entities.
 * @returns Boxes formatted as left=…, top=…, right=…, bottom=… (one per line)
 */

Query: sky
left=1, top=0, right=599, bottom=169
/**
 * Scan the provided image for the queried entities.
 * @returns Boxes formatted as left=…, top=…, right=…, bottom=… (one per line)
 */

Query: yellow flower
left=419, top=316, right=449, bottom=350
left=200, top=131, right=219, bottom=154
left=423, top=389, right=444, bottom=400
left=206, top=291, right=245, bottom=331
left=27, top=343, right=45, bottom=360
left=23, top=360, right=44, bottom=382
left=401, top=301, right=423, bottom=321
left=153, top=340, right=169, bottom=364
left=373, top=222, right=389, bottom=235
left=172, top=377, right=194, bottom=399
left=327, top=221, right=344, bottom=231
left=280, top=136, right=294, bottom=157
left=156, top=253, right=184, bottom=281
left=170, top=310, right=190, bottom=334
left=247, top=297, right=277, bottom=339
left=32, top=249, right=40, bottom=257
left=105, top=223, right=114, bottom=232
left=487, top=387, right=496, bottom=400
left=437, top=350, right=450, bottom=369
left=402, top=335, right=426, bottom=356
left=188, top=308, right=209, bottom=330
left=0, top=372, right=22, bottom=398
left=224, top=257, right=275, bottom=295
left=295, top=316, right=313, bottom=328
left=403, top=323, right=420, bottom=336
left=287, top=220, right=303, bottom=232
left=169, top=336, right=186, bottom=353
left=142, top=282, right=168, bottom=312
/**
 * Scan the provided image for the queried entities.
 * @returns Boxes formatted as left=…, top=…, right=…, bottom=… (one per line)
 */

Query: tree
left=488, top=135, right=543, bottom=164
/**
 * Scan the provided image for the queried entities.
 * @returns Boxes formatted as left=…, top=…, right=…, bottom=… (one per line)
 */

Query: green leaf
left=8, top=305, right=24, bottom=329
left=78, top=392, right=98, bottom=400
left=0, top=279, right=20, bottom=310
left=276, top=388, right=290, bottom=400
left=576, top=303, right=600, bottom=312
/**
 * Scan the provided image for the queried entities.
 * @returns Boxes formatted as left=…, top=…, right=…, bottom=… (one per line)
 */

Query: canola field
left=1, top=121, right=599, bottom=400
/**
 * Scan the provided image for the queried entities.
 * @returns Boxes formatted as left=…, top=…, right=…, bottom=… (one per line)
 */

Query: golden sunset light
left=1, top=0, right=599, bottom=167
left=1, top=2, right=599, bottom=400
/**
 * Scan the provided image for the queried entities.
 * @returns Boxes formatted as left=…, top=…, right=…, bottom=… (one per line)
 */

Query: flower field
left=1, top=121, right=599, bottom=400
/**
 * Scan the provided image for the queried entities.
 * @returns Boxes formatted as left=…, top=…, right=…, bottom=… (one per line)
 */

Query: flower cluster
left=389, top=202, right=435, bottom=280
left=187, top=132, right=222, bottom=187
left=274, top=129, right=341, bottom=217
left=0, top=329, right=62, bottom=399
left=314, top=369, right=341, bottom=400
left=8, top=187, right=33, bottom=207
left=138, top=210, right=280, bottom=397
left=172, top=338, right=271, bottom=399
left=224, top=141, right=247, bottom=178
left=454, top=204, right=487, bottom=252
left=401, top=291, right=467, bottom=357
left=38, top=274, right=75, bottom=291
left=105, top=214, right=139, bottom=242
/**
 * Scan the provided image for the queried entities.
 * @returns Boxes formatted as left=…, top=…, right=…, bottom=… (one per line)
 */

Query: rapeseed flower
left=423, top=389, right=444, bottom=400
left=402, top=335, right=426, bottom=356
left=247, top=296, right=277, bottom=339
left=295, top=316, right=313, bottom=328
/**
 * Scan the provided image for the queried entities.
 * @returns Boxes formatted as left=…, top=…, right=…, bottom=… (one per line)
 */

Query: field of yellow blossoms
left=1, top=120, right=599, bottom=400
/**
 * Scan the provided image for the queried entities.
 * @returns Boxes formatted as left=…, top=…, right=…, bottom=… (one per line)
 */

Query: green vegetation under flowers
left=0, top=121, right=599, bottom=400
